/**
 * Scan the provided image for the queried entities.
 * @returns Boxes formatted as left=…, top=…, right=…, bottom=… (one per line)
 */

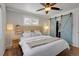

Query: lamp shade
left=44, top=25, right=49, bottom=30
left=7, top=24, right=13, bottom=31
left=43, top=24, right=49, bottom=31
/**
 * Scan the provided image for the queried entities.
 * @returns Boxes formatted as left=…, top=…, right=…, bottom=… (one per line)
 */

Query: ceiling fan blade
left=36, top=8, right=45, bottom=11
left=51, top=7, right=61, bottom=10
left=50, top=3, right=56, bottom=6
left=40, top=3, right=46, bottom=6
left=45, top=11, right=48, bottom=14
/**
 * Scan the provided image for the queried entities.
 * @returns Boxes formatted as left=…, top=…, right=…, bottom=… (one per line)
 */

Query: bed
left=19, top=31, right=70, bottom=56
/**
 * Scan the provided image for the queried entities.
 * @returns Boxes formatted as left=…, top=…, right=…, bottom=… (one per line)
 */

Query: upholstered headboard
left=21, top=26, right=43, bottom=33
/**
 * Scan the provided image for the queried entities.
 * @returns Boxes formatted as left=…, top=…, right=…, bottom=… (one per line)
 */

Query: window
left=24, top=18, right=31, bottom=25
left=23, top=17, right=39, bottom=26
left=31, top=19, right=39, bottom=25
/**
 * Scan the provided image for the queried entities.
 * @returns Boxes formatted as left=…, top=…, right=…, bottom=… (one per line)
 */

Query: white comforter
left=19, top=35, right=69, bottom=56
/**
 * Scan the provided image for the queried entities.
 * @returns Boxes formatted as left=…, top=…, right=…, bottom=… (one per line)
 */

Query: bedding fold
left=27, top=38, right=59, bottom=48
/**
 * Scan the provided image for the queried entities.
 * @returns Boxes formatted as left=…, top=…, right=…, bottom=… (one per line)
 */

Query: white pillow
left=31, top=31, right=42, bottom=37
left=35, top=31, right=42, bottom=35
left=23, top=32, right=32, bottom=38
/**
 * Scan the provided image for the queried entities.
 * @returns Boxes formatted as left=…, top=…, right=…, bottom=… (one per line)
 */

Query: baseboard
left=71, top=43, right=79, bottom=48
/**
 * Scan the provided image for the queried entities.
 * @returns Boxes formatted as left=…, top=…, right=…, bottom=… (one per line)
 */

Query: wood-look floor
left=4, top=46, right=79, bottom=56
left=4, top=46, right=23, bottom=56
left=69, top=46, right=79, bottom=56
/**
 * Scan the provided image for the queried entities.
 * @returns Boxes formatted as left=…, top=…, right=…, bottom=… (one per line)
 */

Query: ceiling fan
left=36, top=3, right=62, bottom=14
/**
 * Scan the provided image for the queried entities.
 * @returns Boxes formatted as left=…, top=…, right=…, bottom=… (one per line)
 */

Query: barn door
left=50, top=18, right=56, bottom=37
left=60, top=13, right=73, bottom=44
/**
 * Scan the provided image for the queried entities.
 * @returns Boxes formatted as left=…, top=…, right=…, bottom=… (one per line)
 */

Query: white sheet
left=20, top=35, right=57, bottom=42
left=19, top=36, right=69, bottom=56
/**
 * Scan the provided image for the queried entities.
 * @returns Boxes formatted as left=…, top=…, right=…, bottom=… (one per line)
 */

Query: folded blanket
left=27, top=38, right=59, bottom=48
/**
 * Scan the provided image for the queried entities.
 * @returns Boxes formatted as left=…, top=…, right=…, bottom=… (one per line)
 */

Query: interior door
left=0, top=7, right=4, bottom=55
left=0, top=7, right=5, bottom=55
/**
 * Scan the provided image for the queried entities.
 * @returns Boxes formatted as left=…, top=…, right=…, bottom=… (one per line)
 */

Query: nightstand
left=12, top=39, right=19, bottom=48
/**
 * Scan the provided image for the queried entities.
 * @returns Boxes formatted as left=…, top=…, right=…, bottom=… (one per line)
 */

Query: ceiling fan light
left=45, top=7, right=51, bottom=11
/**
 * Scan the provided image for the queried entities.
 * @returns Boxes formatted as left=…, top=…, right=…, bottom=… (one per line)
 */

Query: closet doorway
left=50, top=13, right=73, bottom=44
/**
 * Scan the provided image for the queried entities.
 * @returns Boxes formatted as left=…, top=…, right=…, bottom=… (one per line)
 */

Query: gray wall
left=6, top=10, right=49, bottom=26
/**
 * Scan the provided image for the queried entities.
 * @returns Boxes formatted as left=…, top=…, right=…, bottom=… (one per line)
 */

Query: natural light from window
left=23, top=17, right=39, bottom=26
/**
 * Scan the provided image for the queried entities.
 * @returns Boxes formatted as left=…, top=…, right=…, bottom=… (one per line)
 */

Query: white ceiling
left=6, top=3, right=79, bottom=17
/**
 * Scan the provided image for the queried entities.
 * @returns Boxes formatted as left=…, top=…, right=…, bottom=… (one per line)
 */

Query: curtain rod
left=50, top=12, right=72, bottom=19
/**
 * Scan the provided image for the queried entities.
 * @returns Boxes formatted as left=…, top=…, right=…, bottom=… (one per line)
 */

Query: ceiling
left=6, top=3, right=79, bottom=17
